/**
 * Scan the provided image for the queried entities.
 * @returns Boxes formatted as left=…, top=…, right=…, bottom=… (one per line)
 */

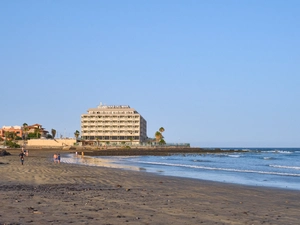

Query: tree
left=4, top=131, right=10, bottom=140
left=129, top=137, right=133, bottom=145
left=5, top=140, right=20, bottom=148
left=22, top=123, right=28, bottom=140
left=28, top=132, right=40, bottom=139
left=159, top=127, right=165, bottom=133
left=34, top=127, right=41, bottom=138
left=155, top=127, right=166, bottom=145
left=11, top=132, right=17, bottom=141
left=4, top=131, right=10, bottom=146
left=74, top=130, right=80, bottom=140
left=33, top=125, right=42, bottom=138
left=51, top=129, right=56, bottom=139
left=159, top=139, right=166, bottom=145
left=155, top=131, right=162, bottom=143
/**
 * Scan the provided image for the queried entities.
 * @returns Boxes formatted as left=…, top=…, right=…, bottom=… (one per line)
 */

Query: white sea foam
left=228, top=155, right=240, bottom=158
left=262, top=150, right=293, bottom=154
left=269, top=165, right=300, bottom=170
left=137, top=161, right=300, bottom=177
left=263, top=157, right=273, bottom=160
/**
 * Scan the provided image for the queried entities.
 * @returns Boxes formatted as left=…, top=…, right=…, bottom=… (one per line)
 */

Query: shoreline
left=3, top=146, right=246, bottom=156
left=1, top=148, right=300, bottom=225
left=82, top=147, right=244, bottom=156
left=63, top=152, right=300, bottom=191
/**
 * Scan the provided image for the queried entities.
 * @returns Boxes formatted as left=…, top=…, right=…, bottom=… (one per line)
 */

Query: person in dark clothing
left=57, top=154, right=61, bottom=163
left=19, top=151, right=25, bottom=165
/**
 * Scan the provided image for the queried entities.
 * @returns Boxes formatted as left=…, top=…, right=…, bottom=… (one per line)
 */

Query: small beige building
left=81, top=104, right=147, bottom=145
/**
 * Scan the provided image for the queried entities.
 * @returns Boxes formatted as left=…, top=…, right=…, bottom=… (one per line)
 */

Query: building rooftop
left=2, top=126, right=21, bottom=129
left=97, top=103, right=130, bottom=109
left=87, top=103, right=135, bottom=112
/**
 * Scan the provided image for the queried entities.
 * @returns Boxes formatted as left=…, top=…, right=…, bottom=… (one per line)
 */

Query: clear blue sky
left=1, top=1, right=299, bottom=147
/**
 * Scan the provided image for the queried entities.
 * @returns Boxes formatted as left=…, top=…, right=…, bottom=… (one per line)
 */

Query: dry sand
left=0, top=149, right=300, bottom=225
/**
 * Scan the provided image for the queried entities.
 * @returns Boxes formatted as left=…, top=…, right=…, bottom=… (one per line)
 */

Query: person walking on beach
left=19, top=150, right=25, bottom=165
left=57, top=154, right=61, bottom=163
left=53, top=153, right=57, bottom=163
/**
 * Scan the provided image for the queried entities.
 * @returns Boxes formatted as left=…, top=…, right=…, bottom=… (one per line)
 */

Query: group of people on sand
left=19, top=147, right=29, bottom=165
left=53, top=153, right=61, bottom=163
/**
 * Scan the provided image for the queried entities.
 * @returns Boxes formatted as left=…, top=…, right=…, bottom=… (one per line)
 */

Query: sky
left=1, top=1, right=299, bottom=148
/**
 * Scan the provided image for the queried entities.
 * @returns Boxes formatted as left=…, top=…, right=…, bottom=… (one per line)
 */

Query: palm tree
left=34, top=127, right=41, bottom=138
left=155, top=127, right=166, bottom=145
left=22, top=123, right=28, bottom=140
left=74, top=130, right=80, bottom=140
left=4, top=131, right=9, bottom=146
left=159, top=127, right=165, bottom=141
left=129, top=137, right=133, bottom=145
left=155, top=131, right=162, bottom=143
left=159, top=127, right=165, bottom=133
left=11, top=132, right=17, bottom=141
left=51, top=129, right=56, bottom=139
left=159, top=139, right=166, bottom=145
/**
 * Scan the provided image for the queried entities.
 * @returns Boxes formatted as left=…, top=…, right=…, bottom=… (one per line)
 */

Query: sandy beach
left=1, top=149, right=300, bottom=225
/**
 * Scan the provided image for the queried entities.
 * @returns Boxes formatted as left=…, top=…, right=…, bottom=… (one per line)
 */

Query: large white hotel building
left=81, top=104, right=147, bottom=144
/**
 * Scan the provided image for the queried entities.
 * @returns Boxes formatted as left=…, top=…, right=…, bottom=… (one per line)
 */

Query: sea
left=62, top=148, right=300, bottom=191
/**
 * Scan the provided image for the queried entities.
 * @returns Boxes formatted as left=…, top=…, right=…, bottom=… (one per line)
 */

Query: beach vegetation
left=129, top=137, right=133, bottom=145
left=46, top=134, right=53, bottom=139
left=4, top=140, right=20, bottom=148
left=74, top=130, right=80, bottom=140
left=155, top=127, right=166, bottom=145
left=28, top=132, right=41, bottom=139
left=34, top=127, right=41, bottom=138
left=159, top=127, right=165, bottom=133
left=159, top=139, right=166, bottom=145
left=121, top=145, right=131, bottom=149
left=51, top=129, right=56, bottom=139
left=155, top=131, right=162, bottom=142
left=4, top=131, right=19, bottom=141
left=22, top=123, right=29, bottom=140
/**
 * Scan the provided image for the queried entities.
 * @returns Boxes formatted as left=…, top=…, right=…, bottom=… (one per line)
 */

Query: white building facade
left=81, top=104, right=147, bottom=145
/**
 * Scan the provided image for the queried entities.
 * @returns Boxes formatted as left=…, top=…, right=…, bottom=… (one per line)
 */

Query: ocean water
left=62, top=148, right=300, bottom=190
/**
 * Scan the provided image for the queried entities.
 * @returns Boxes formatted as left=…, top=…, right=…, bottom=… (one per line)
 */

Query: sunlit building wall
left=81, top=104, right=147, bottom=145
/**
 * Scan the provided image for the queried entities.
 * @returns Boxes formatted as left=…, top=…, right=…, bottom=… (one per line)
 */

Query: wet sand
left=0, top=149, right=300, bottom=225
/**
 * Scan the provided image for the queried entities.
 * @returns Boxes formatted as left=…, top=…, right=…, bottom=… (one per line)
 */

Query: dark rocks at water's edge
left=0, top=150, right=11, bottom=156
left=83, top=148, right=246, bottom=157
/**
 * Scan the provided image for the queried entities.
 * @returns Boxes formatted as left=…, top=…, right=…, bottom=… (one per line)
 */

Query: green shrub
left=28, top=133, right=41, bottom=139
left=5, top=140, right=20, bottom=148
left=46, top=134, right=53, bottom=139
